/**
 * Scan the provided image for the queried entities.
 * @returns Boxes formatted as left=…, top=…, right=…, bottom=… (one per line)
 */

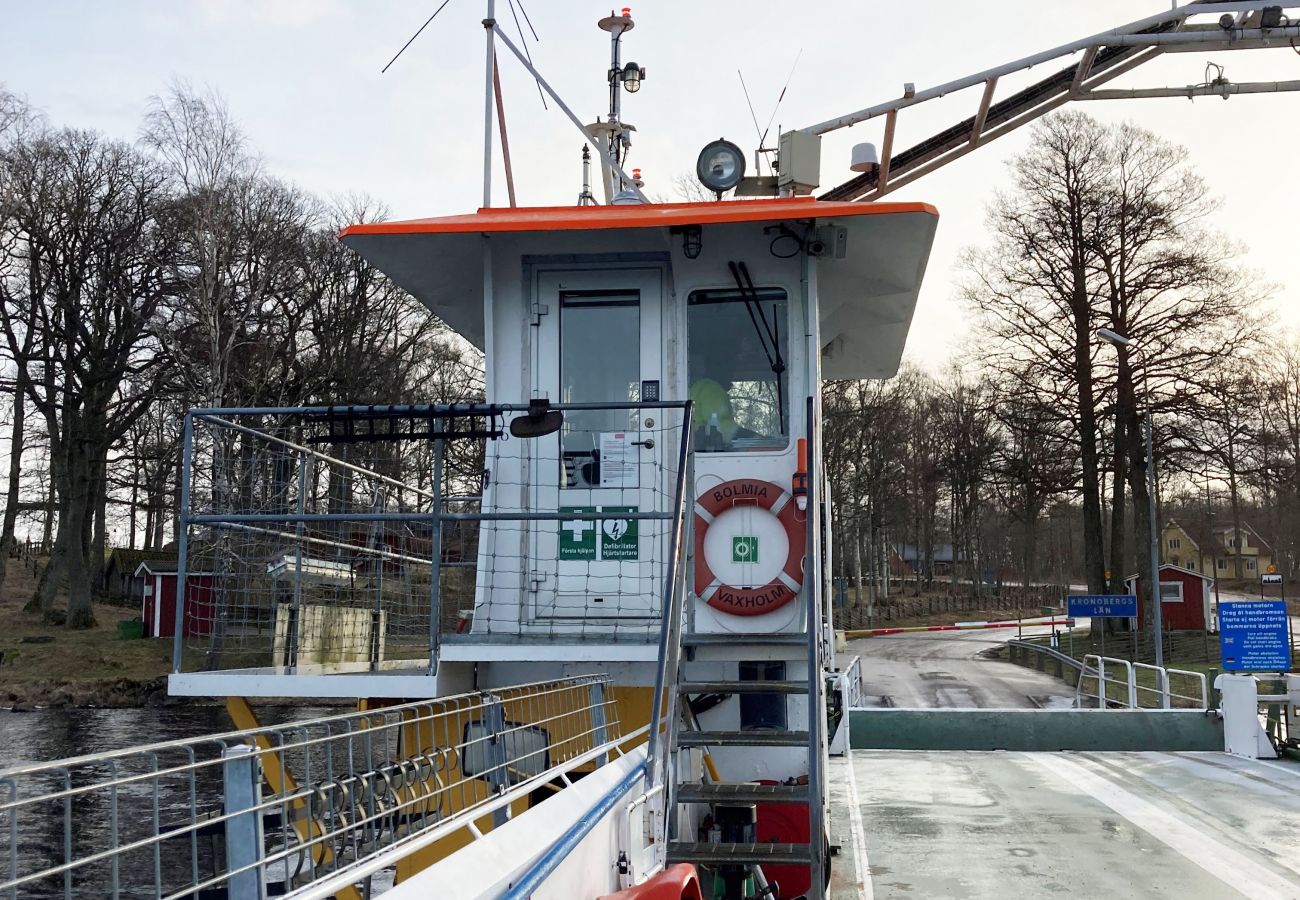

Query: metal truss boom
left=813, top=1, right=1300, bottom=202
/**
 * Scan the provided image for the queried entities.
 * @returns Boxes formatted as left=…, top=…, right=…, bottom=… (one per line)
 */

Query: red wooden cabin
left=1124, top=563, right=1213, bottom=632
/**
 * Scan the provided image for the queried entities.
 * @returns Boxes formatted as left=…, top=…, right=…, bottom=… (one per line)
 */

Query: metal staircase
left=651, top=399, right=829, bottom=900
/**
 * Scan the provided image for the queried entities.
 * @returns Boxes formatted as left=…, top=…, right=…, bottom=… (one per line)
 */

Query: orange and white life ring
left=693, top=478, right=805, bottom=616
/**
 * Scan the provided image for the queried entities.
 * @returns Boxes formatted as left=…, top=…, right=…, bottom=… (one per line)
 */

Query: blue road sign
left=1067, top=595, right=1138, bottom=618
left=1219, top=600, right=1292, bottom=672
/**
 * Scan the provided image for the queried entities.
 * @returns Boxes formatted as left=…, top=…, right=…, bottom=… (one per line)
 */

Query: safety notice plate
left=599, top=432, right=638, bottom=489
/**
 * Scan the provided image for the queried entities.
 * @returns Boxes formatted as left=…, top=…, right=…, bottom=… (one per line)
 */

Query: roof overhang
left=341, top=198, right=939, bottom=379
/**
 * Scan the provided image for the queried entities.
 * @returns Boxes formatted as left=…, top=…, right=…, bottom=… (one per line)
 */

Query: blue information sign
left=1066, top=594, right=1138, bottom=618
left=1219, top=600, right=1292, bottom=672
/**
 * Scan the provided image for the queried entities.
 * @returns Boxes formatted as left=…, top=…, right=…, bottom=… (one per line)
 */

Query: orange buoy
left=599, top=863, right=703, bottom=900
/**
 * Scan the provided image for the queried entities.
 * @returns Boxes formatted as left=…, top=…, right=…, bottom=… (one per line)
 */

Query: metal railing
left=640, top=402, right=692, bottom=866
left=804, top=395, right=828, bottom=900
left=1076, top=655, right=1209, bottom=710
left=2, top=675, right=619, bottom=899
left=1077, top=655, right=1136, bottom=708
left=172, top=401, right=691, bottom=679
left=1007, top=641, right=1209, bottom=710
left=837, top=655, right=865, bottom=710
left=1133, top=662, right=1210, bottom=710
left=1006, top=639, right=1086, bottom=682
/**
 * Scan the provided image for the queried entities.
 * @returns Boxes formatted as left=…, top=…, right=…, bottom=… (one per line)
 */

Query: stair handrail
left=804, top=394, right=827, bottom=900
left=643, top=401, right=694, bottom=803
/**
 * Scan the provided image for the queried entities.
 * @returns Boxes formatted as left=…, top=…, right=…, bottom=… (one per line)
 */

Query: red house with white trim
left=133, top=560, right=217, bottom=639
left=1124, top=563, right=1213, bottom=632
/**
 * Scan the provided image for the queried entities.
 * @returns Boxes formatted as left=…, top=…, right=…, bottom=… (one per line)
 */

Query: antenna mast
left=578, top=145, right=597, bottom=206
left=591, top=8, right=647, bottom=202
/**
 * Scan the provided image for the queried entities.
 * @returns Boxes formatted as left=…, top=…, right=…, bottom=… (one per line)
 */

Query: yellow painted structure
left=392, top=685, right=656, bottom=883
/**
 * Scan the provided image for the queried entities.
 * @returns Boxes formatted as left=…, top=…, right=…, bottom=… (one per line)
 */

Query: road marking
left=1030, top=753, right=1299, bottom=899
left=1248, top=758, right=1300, bottom=781
left=1162, top=751, right=1300, bottom=788
left=843, top=750, right=874, bottom=900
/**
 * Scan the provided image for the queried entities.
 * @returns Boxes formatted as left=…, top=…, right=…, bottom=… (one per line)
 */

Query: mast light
left=621, top=61, right=645, bottom=93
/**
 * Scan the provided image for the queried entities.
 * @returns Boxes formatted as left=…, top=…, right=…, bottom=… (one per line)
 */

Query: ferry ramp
left=833, top=624, right=1300, bottom=899
left=828, top=749, right=1300, bottom=899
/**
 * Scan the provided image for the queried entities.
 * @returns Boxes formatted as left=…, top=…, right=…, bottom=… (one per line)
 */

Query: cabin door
left=528, top=267, right=665, bottom=624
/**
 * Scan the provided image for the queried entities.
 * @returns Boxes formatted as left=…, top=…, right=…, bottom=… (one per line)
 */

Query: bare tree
left=963, top=112, right=1113, bottom=593
left=965, top=112, right=1265, bottom=618
left=0, top=129, right=177, bottom=625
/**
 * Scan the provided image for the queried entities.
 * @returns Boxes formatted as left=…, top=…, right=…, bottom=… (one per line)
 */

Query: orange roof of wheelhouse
left=339, top=198, right=939, bottom=238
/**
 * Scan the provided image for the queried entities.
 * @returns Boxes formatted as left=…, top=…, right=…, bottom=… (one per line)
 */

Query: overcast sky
left=4, top=1, right=1299, bottom=368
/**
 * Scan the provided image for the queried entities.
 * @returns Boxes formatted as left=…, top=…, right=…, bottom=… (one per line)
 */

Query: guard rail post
left=222, top=744, right=266, bottom=900
left=483, top=697, right=510, bottom=827
left=590, top=680, right=609, bottom=766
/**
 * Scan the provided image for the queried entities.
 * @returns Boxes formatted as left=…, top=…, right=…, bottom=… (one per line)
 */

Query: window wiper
left=728, top=260, right=786, bottom=435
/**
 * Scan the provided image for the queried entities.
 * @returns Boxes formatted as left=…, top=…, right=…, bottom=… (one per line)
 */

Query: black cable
left=769, top=233, right=801, bottom=258
left=382, top=0, right=455, bottom=74
left=506, top=0, right=548, bottom=109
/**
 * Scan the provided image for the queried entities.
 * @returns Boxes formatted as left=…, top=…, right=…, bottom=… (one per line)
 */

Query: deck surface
left=828, top=750, right=1300, bottom=899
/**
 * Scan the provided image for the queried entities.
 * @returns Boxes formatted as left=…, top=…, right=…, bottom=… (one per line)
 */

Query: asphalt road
left=844, top=619, right=1078, bottom=709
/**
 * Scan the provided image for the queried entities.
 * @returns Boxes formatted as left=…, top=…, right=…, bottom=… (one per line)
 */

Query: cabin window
left=1159, top=581, right=1183, bottom=602
left=559, top=291, right=640, bottom=487
left=687, top=287, right=789, bottom=452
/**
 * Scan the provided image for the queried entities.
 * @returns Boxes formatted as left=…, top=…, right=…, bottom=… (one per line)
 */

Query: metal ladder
left=662, top=402, right=828, bottom=900
left=663, top=637, right=826, bottom=899
left=647, top=403, right=826, bottom=900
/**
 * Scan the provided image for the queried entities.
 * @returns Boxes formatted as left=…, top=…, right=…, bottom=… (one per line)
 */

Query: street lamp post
left=1096, top=327, right=1165, bottom=670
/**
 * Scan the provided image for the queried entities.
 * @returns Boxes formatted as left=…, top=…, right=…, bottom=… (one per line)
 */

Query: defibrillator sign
left=600, top=506, right=639, bottom=560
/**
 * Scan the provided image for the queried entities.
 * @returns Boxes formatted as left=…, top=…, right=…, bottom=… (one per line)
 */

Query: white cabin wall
left=671, top=223, right=812, bottom=636
left=470, top=222, right=821, bottom=638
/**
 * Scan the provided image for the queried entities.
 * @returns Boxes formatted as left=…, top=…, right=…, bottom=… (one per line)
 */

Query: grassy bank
left=0, top=557, right=174, bottom=708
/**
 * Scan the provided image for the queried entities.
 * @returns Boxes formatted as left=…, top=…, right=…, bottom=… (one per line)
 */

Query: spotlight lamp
left=696, top=139, right=746, bottom=195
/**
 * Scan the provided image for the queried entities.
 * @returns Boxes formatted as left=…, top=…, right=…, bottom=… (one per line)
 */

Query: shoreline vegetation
left=0, top=558, right=348, bottom=710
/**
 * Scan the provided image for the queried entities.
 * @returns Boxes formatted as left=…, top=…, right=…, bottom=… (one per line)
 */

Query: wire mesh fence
left=1, top=675, right=620, bottom=899
left=173, top=402, right=690, bottom=676
left=459, top=402, right=689, bottom=644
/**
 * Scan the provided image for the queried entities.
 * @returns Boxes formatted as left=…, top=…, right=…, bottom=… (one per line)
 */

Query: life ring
left=693, top=478, right=804, bottom=616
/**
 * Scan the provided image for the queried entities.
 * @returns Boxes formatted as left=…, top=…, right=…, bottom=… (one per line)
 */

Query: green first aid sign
left=732, top=535, right=758, bottom=563
left=560, top=507, right=597, bottom=560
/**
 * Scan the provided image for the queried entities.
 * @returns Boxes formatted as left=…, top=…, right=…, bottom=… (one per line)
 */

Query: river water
left=0, top=704, right=340, bottom=897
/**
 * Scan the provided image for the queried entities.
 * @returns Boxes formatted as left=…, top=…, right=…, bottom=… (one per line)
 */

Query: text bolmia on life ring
left=693, top=478, right=805, bottom=616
